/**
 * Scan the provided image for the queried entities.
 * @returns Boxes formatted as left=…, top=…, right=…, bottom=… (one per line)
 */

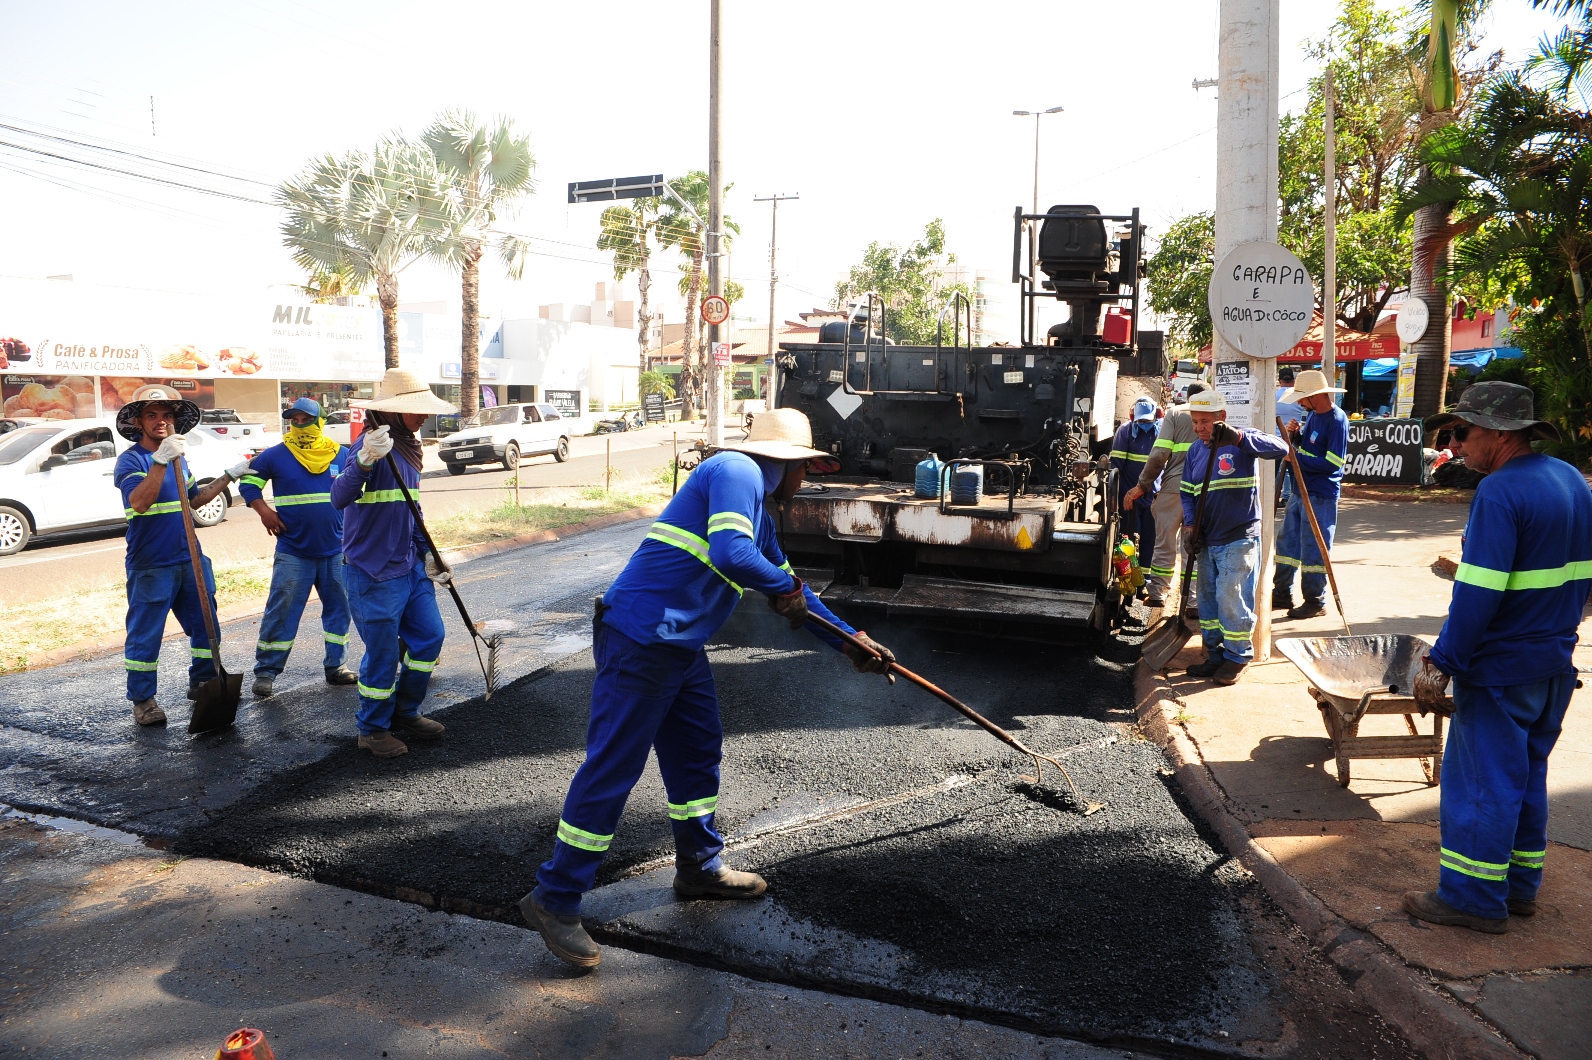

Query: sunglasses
left=1451, top=425, right=1472, bottom=442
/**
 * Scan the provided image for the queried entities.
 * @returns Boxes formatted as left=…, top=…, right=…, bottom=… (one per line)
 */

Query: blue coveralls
left=1427, top=453, right=1591, bottom=920
left=533, top=451, right=859, bottom=916
left=1110, top=420, right=1160, bottom=553
left=115, top=448, right=218, bottom=702
left=331, top=438, right=445, bottom=735
left=1181, top=429, right=1288, bottom=665
left=1274, top=405, right=1348, bottom=603
left=238, top=442, right=352, bottom=679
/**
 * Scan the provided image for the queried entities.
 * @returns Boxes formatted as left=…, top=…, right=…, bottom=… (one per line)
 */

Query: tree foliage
left=832, top=219, right=972, bottom=345
left=1144, top=212, right=1215, bottom=351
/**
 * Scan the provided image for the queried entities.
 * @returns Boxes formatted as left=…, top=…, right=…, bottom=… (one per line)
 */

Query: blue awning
left=1362, top=357, right=1399, bottom=379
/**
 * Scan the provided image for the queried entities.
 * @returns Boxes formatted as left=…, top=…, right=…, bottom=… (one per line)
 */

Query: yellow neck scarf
left=285, top=419, right=341, bottom=475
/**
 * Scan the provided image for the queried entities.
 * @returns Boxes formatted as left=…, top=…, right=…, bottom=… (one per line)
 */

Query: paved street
left=0, top=517, right=1418, bottom=1057
left=0, top=422, right=703, bottom=606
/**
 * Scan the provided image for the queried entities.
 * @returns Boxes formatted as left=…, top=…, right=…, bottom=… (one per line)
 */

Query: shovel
left=806, top=612, right=1106, bottom=816
left=1141, top=438, right=1219, bottom=671
left=1277, top=416, right=1352, bottom=635
left=176, top=457, right=243, bottom=735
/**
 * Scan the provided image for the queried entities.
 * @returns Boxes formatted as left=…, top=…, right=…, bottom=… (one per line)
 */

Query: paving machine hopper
left=771, top=205, right=1156, bottom=640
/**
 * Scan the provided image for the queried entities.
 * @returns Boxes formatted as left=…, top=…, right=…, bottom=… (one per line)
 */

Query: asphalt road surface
left=0, top=518, right=1418, bottom=1057
left=0, top=422, right=700, bottom=606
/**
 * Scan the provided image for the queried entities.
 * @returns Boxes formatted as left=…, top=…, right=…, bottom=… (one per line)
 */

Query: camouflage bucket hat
left=1424, top=381, right=1560, bottom=442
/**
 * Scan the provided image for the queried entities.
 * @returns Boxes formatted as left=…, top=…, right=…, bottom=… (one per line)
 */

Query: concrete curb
left=20, top=503, right=666, bottom=673
left=1133, top=660, right=1523, bottom=1060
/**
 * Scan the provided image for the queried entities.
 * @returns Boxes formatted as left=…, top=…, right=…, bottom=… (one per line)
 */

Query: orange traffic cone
left=214, top=1027, right=276, bottom=1060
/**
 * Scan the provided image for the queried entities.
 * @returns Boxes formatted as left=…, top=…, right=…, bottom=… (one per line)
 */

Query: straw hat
left=353, top=368, right=458, bottom=416
left=1280, top=368, right=1346, bottom=405
left=724, top=407, right=828, bottom=461
left=115, top=383, right=201, bottom=441
left=1187, top=389, right=1226, bottom=413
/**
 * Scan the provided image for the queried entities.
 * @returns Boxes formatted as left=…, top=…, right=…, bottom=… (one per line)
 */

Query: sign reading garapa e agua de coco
left=1207, top=242, right=1315, bottom=359
left=1344, top=418, right=1423, bottom=485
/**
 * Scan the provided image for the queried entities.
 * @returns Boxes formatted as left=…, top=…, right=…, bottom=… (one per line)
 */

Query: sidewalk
left=1136, top=497, right=1592, bottom=1060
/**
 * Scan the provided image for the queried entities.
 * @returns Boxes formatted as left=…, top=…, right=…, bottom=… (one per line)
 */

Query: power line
left=0, top=140, right=273, bottom=203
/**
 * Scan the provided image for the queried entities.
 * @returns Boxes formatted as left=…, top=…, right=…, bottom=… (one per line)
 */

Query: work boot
left=1145, top=595, right=1165, bottom=609
left=132, top=699, right=167, bottom=727
left=187, top=683, right=201, bottom=701
left=252, top=674, right=275, bottom=698
left=1213, top=660, right=1248, bottom=686
left=1184, top=657, right=1224, bottom=678
left=1271, top=590, right=1293, bottom=611
left=673, top=865, right=768, bottom=900
left=1288, top=598, right=1328, bottom=620
left=393, top=714, right=445, bottom=741
left=1508, top=897, right=1537, bottom=917
left=358, top=729, right=409, bottom=759
left=1403, top=890, right=1507, bottom=934
left=325, top=665, right=357, bottom=685
left=519, top=892, right=601, bottom=969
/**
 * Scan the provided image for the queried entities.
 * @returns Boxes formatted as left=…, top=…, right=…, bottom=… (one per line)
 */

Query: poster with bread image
left=154, top=343, right=266, bottom=376
left=2, top=375, right=100, bottom=420
left=100, top=376, right=214, bottom=414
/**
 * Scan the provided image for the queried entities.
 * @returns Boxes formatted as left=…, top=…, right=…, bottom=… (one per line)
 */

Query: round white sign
left=1395, top=297, right=1430, bottom=344
left=1207, top=242, right=1315, bottom=359
left=700, top=295, right=730, bottom=326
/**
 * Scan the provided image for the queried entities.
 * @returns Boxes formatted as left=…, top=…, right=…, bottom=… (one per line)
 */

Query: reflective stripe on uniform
left=275, top=493, right=333, bottom=506
left=645, top=521, right=744, bottom=595
left=557, top=819, right=613, bottom=852
left=125, top=500, right=184, bottom=517
left=1182, top=476, right=1258, bottom=492
left=191, top=647, right=212, bottom=658
left=324, top=632, right=349, bottom=645
left=1199, top=618, right=1220, bottom=630
left=240, top=474, right=268, bottom=490
left=1146, top=565, right=1174, bottom=577
left=1511, top=848, right=1546, bottom=869
left=667, top=795, right=718, bottom=821
left=1439, top=846, right=1509, bottom=881
left=1455, top=560, right=1592, bottom=592
left=402, top=652, right=437, bottom=673
left=1152, top=439, right=1193, bottom=452
left=1325, top=450, right=1345, bottom=468
left=257, top=640, right=295, bottom=651
left=706, top=511, right=755, bottom=537
left=124, top=657, right=159, bottom=672
left=358, top=681, right=397, bottom=700
left=356, top=488, right=412, bottom=504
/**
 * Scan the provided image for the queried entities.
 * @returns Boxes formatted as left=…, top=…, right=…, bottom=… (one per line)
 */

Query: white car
left=438, top=402, right=571, bottom=474
left=0, top=418, right=240, bottom=556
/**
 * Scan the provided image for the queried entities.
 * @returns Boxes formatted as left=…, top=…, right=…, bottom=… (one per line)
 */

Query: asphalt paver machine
left=772, top=205, right=1149, bottom=639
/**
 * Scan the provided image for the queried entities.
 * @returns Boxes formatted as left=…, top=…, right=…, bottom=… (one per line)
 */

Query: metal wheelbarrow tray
left=1274, top=635, right=1447, bottom=788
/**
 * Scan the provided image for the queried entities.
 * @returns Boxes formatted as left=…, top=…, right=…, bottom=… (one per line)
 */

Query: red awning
left=1197, top=311, right=1401, bottom=364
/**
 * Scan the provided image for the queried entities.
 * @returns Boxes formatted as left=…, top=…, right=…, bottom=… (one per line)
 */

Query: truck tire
left=553, top=437, right=569, bottom=463
left=0, top=504, right=31, bottom=555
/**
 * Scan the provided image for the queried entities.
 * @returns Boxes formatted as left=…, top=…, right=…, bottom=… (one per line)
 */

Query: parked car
left=0, top=418, right=240, bottom=556
left=323, top=409, right=354, bottom=446
left=198, top=409, right=274, bottom=455
left=437, top=402, right=571, bottom=474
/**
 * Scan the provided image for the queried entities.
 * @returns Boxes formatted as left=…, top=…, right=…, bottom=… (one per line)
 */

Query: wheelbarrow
left=1274, top=635, right=1449, bottom=788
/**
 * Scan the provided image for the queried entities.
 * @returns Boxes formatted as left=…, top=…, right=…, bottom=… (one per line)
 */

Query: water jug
left=949, top=463, right=984, bottom=506
left=914, top=454, right=944, bottom=499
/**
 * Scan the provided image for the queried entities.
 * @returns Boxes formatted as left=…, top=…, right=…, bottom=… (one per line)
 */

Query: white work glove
left=226, top=459, right=252, bottom=480
left=424, top=552, right=452, bottom=586
left=151, top=435, right=186, bottom=466
left=357, top=425, right=393, bottom=468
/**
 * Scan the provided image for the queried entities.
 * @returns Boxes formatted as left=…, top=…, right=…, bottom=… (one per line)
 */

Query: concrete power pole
left=754, top=193, right=798, bottom=407
left=705, top=0, right=725, bottom=447
left=1215, top=0, right=1281, bottom=658
left=1322, top=66, right=1336, bottom=377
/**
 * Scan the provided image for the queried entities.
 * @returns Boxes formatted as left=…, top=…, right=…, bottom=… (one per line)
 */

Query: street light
left=1012, top=106, right=1064, bottom=215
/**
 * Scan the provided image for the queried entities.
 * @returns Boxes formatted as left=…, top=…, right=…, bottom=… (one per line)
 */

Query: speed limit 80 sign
left=700, top=294, right=730, bottom=326
left=1207, top=242, right=1314, bottom=359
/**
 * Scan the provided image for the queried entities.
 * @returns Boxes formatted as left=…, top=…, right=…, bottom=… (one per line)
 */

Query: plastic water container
left=914, top=454, right=944, bottom=498
left=949, top=463, right=984, bottom=506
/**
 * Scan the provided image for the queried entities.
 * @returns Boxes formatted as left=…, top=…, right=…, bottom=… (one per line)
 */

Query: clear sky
left=0, top=0, right=1563, bottom=336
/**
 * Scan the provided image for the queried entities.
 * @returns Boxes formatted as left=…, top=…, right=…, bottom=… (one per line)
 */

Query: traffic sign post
left=1207, top=242, right=1315, bottom=362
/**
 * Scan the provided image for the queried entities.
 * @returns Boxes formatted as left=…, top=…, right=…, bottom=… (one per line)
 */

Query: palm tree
left=278, top=142, right=456, bottom=369
left=423, top=111, right=536, bottom=418
left=657, top=171, right=737, bottom=418
left=299, top=263, right=365, bottom=304
left=597, top=198, right=662, bottom=376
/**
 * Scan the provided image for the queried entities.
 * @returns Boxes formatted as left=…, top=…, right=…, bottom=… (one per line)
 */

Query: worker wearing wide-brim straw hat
left=115, top=385, right=252, bottom=727
left=1271, top=368, right=1349, bottom=620
left=520, top=408, right=898, bottom=970
left=331, top=368, right=457, bottom=760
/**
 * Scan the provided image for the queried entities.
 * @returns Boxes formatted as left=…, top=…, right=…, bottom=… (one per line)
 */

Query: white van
left=0, top=418, right=240, bottom=555
left=437, top=402, right=571, bottom=474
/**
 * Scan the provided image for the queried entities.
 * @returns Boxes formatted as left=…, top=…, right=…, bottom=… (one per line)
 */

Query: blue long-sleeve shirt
left=114, top=447, right=201, bottom=571
left=1110, top=422, right=1160, bottom=509
left=1429, top=453, right=1592, bottom=686
left=237, top=442, right=349, bottom=560
left=1181, top=428, right=1289, bottom=547
left=603, top=450, right=857, bottom=651
left=332, top=437, right=428, bottom=581
left=1290, top=405, right=1348, bottom=498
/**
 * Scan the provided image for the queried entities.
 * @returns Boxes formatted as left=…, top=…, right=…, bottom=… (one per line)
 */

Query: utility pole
left=705, top=0, right=725, bottom=447
left=1322, top=66, right=1336, bottom=379
left=754, top=192, right=798, bottom=406
left=1214, top=0, right=1281, bottom=658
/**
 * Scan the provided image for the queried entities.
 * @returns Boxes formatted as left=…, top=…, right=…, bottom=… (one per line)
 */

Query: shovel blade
left=1141, top=615, right=1197, bottom=672
left=187, top=671, right=243, bottom=735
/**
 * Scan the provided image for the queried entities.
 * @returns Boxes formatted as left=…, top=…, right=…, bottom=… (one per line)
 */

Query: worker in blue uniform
left=238, top=397, right=357, bottom=698
left=1109, top=397, right=1161, bottom=587
left=1180, top=389, right=1288, bottom=686
left=1271, top=369, right=1349, bottom=619
left=1406, top=382, right=1591, bottom=934
left=331, top=369, right=457, bottom=760
left=114, top=385, right=251, bottom=726
left=521, top=408, right=897, bottom=970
